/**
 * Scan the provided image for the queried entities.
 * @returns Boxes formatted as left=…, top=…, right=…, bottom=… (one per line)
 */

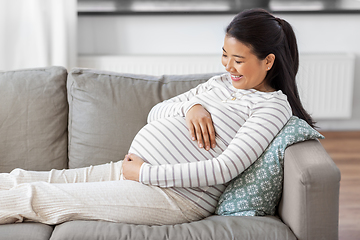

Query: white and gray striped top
left=128, top=73, right=292, bottom=215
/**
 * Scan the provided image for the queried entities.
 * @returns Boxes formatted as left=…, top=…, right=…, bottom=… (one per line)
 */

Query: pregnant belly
left=128, top=116, right=229, bottom=166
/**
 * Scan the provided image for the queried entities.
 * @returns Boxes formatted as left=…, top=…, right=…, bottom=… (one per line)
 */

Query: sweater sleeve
left=146, top=77, right=215, bottom=123
left=139, top=95, right=292, bottom=187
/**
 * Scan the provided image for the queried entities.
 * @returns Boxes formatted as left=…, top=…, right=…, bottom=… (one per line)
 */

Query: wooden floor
left=319, top=131, right=360, bottom=240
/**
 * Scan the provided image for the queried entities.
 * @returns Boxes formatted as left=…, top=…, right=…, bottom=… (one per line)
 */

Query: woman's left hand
left=122, top=153, right=145, bottom=182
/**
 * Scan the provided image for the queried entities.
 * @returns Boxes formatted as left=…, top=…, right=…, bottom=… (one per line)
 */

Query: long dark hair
left=226, top=9, right=315, bottom=128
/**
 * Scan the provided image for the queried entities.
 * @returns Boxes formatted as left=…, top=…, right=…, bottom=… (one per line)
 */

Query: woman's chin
left=231, top=81, right=246, bottom=90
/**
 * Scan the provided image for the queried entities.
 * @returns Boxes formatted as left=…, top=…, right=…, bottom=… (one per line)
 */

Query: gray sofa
left=0, top=66, right=341, bottom=240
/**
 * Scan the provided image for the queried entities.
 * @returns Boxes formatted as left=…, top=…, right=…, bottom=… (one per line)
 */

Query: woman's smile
left=230, top=75, right=243, bottom=81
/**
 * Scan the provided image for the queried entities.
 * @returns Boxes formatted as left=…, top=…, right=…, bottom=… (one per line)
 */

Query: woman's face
left=221, top=36, right=274, bottom=91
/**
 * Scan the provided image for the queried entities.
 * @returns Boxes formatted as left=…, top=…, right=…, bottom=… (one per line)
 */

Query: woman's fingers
left=200, top=120, right=217, bottom=150
left=190, top=117, right=215, bottom=151
left=187, top=120, right=196, bottom=141
left=207, top=122, right=217, bottom=149
left=186, top=104, right=216, bottom=150
left=122, top=154, right=145, bottom=181
left=194, top=121, right=205, bottom=149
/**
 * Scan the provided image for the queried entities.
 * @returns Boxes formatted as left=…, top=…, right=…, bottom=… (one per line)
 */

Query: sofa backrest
left=0, top=66, right=68, bottom=172
left=67, top=68, right=219, bottom=168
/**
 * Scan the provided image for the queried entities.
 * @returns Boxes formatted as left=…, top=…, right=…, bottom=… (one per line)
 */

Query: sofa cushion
left=67, top=68, right=217, bottom=168
left=0, top=66, right=68, bottom=172
left=215, top=116, right=324, bottom=217
left=49, top=216, right=296, bottom=240
left=0, top=223, right=54, bottom=240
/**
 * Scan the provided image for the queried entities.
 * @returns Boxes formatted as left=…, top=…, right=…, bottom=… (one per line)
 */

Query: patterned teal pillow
left=215, top=116, right=324, bottom=216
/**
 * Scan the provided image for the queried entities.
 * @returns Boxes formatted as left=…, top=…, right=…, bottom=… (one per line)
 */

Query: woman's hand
left=186, top=104, right=216, bottom=150
left=122, top=153, right=145, bottom=181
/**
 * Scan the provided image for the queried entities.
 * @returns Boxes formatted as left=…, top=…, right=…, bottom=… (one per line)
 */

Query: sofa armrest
left=278, top=139, right=341, bottom=240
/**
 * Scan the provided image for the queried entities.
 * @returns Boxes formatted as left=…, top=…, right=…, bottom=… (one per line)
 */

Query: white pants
left=0, top=161, right=204, bottom=225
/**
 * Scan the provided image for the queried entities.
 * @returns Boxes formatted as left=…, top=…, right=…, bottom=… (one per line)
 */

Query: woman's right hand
left=186, top=104, right=216, bottom=151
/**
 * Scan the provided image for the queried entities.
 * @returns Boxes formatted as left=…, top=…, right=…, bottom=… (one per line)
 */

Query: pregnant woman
left=0, top=9, right=314, bottom=225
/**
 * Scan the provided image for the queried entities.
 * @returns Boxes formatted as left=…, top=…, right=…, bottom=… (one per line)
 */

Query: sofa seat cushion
left=50, top=216, right=296, bottom=240
left=0, top=222, right=54, bottom=240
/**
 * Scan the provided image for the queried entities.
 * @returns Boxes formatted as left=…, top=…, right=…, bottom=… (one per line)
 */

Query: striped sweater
left=128, top=73, right=292, bottom=215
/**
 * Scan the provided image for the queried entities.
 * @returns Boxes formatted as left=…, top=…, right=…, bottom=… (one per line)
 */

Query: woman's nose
left=224, top=60, right=234, bottom=71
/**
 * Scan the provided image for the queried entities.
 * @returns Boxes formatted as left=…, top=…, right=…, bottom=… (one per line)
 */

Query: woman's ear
left=265, top=53, right=275, bottom=70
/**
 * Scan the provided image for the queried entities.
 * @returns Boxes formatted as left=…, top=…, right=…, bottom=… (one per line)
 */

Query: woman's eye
left=235, top=61, right=243, bottom=64
left=222, top=54, right=227, bottom=58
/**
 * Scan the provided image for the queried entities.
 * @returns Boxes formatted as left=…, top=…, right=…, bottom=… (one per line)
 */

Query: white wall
left=279, top=14, right=360, bottom=131
left=78, top=15, right=232, bottom=55
left=78, top=13, right=360, bottom=131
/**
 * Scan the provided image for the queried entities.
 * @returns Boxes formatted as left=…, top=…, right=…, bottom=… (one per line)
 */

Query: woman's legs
left=0, top=176, right=190, bottom=225
left=0, top=161, right=123, bottom=190
left=0, top=161, right=197, bottom=225
left=0, top=161, right=206, bottom=225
